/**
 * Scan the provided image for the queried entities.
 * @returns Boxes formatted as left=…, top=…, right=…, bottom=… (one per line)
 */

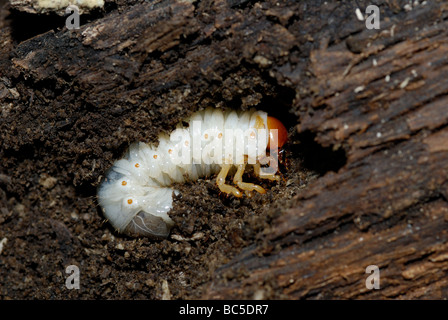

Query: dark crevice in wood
left=8, top=10, right=65, bottom=42
left=295, top=130, right=347, bottom=175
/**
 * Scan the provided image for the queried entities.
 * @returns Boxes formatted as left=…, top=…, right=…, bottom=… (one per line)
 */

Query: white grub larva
left=97, top=107, right=288, bottom=238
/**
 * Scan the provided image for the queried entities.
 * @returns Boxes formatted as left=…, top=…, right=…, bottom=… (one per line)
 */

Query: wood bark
left=1, top=0, right=447, bottom=299
left=203, top=1, right=448, bottom=299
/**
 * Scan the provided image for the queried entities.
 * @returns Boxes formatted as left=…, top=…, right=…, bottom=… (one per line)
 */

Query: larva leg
left=253, top=163, right=280, bottom=181
left=233, top=164, right=266, bottom=194
left=216, top=164, right=243, bottom=198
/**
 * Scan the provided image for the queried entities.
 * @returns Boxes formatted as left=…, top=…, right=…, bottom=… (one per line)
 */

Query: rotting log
left=203, top=2, right=448, bottom=299
left=0, top=0, right=447, bottom=299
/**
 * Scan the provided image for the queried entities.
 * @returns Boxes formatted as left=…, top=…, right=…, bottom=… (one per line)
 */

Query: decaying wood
left=1, top=0, right=447, bottom=299
left=204, top=2, right=448, bottom=299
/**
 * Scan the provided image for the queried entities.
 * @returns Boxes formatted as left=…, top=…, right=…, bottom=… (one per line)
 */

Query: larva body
left=97, top=108, right=287, bottom=238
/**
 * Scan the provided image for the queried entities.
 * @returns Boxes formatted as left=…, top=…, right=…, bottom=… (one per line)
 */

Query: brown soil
left=0, top=0, right=318, bottom=298
left=0, top=100, right=317, bottom=299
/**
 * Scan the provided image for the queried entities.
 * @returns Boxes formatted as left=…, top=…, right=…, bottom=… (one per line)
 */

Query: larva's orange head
left=267, top=116, right=288, bottom=150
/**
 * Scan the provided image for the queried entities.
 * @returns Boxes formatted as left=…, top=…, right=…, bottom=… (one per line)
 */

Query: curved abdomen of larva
left=97, top=107, right=284, bottom=238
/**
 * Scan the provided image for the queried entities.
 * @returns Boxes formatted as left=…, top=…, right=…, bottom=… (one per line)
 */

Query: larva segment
left=124, top=210, right=174, bottom=238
